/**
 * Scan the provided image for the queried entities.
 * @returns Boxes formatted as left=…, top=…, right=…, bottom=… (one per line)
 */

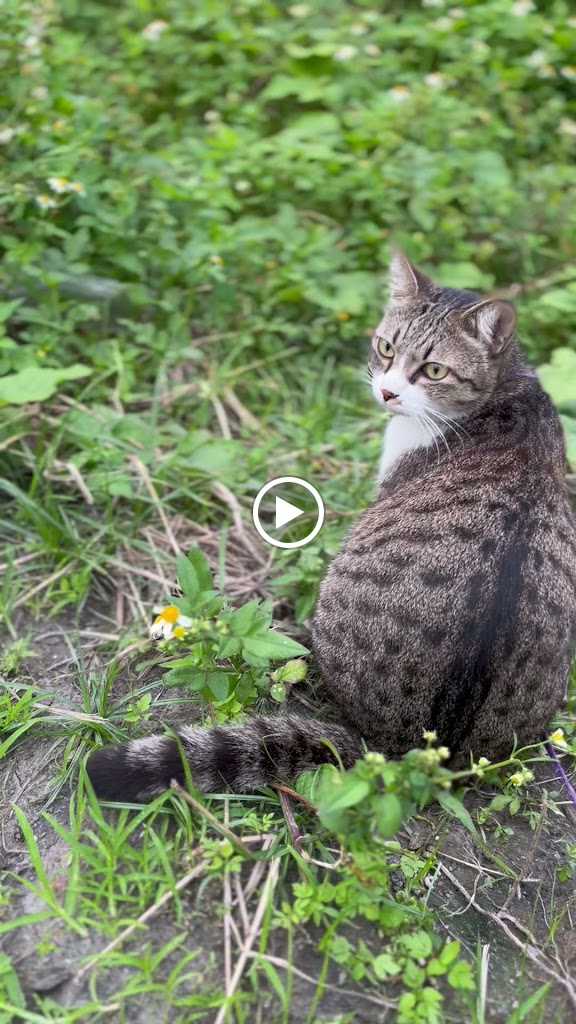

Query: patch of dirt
left=2, top=610, right=576, bottom=1023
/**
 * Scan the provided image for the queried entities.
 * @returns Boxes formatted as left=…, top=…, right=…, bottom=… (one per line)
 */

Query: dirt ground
left=2, top=610, right=576, bottom=1023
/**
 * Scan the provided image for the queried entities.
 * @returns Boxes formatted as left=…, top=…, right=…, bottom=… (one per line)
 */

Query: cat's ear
left=458, top=299, right=516, bottom=354
left=389, top=247, right=433, bottom=302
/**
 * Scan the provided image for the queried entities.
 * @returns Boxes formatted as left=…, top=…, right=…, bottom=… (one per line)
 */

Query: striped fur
left=86, top=252, right=576, bottom=801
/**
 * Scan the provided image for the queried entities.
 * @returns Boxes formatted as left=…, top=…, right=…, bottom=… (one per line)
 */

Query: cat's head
left=370, top=249, right=517, bottom=421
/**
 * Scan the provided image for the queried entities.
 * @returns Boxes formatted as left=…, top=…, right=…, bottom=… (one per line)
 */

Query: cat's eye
left=423, top=362, right=449, bottom=381
left=376, top=337, right=394, bottom=359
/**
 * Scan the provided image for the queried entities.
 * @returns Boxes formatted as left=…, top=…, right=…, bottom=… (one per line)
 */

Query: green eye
left=377, top=337, right=394, bottom=359
left=423, top=362, right=449, bottom=381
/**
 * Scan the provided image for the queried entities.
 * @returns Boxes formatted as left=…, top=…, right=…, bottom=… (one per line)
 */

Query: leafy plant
left=151, top=547, right=308, bottom=712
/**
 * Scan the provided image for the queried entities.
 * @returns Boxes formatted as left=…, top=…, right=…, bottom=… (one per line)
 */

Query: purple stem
left=544, top=741, right=576, bottom=809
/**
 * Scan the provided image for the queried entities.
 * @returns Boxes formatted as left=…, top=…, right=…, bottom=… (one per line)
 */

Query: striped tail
left=85, top=715, right=362, bottom=802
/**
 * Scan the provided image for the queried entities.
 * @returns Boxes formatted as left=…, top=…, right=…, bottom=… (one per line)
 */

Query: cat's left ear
left=458, top=299, right=516, bottom=354
left=388, top=247, right=434, bottom=303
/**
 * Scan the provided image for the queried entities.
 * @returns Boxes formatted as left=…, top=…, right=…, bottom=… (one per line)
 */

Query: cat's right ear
left=388, top=247, right=434, bottom=303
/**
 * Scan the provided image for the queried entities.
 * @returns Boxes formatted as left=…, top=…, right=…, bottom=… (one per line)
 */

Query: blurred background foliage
left=0, top=0, right=575, bottom=619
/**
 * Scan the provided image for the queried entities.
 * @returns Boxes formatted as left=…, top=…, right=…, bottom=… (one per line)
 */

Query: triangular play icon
left=275, top=496, right=304, bottom=530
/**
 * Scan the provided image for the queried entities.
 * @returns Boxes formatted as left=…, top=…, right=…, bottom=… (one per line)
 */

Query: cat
left=86, top=250, right=576, bottom=801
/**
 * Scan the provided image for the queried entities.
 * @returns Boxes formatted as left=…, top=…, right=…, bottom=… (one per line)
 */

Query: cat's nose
left=381, top=389, right=399, bottom=403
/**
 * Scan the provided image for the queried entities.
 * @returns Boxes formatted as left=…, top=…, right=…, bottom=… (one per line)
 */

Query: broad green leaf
left=0, top=364, right=91, bottom=405
left=186, top=546, right=213, bottom=591
left=175, top=552, right=200, bottom=602
left=437, top=791, right=475, bottom=834
left=400, top=930, right=433, bottom=959
left=373, top=792, right=404, bottom=839
left=372, top=952, right=401, bottom=979
left=206, top=672, right=230, bottom=702
left=318, top=775, right=370, bottom=814
left=447, top=960, right=475, bottom=991
left=227, top=600, right=262, bottom=636
left=242, top=633, right=308, bottom=662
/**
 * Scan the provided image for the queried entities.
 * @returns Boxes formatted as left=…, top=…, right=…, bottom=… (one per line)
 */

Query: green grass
left=1, top=0, right=576, bottom=1021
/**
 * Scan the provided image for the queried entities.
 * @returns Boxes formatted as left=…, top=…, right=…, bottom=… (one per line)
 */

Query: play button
left=275, top=496, right=304, bottom=530
left=252, top=476, right=325, bottom=550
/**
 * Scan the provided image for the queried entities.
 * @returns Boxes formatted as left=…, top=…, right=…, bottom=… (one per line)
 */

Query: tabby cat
left=87, top=251, right=576, bottom=801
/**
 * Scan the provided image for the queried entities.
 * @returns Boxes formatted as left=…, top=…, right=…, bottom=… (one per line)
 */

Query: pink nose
left=381, top=389, right=399, bottom=402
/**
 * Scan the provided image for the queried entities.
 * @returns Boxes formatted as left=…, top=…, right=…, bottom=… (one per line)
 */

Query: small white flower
left=560, top=66, right=576, bottom=80
left=433, top=17, right=454, bottom=30
left=47, top=176, right=69, bottom=193
left=448, top=6, right=464, bottom=16
left=204, top=109, right=221, bottom=122
left=559, top=117, right=576, bottom=137
left=35, top=194, right=57, bottom=210
left=364, top=43, right=381, bottom=56
left=31, top=85, right=48, bottom=99
left=568, top=17, right=576, bottom=29
left=526, top=49, right=548, bottom=68
left=234, top=180, right=251, bottom=193
left=288, top=3, right=310, bottom=15
left=422, top=0, right=444, bottom=7
left=349, top=22, right=368, bottom=36
left=150, top=605, right=192, bottom=641
left=0, top=127, right=16, bottom=144
left=424, top=72, right=446, bottom=88
left=389, top=85, right=410, bottom=102
left=68, top=181, right=86, bottom=196
left=141, top=19, right=168, bottom=41
left=333, top=45, right=358, bottom=61
left=23, top=34, right=41, bottom=54
left=510, top=0, right=535, bottom=14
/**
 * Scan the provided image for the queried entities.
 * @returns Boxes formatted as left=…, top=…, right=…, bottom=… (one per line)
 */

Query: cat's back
left=312, top=381, right=576, bottom=759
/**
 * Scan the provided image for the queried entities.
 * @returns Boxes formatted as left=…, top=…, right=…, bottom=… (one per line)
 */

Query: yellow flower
left=47, top=176, right=69, bottom=193
left=509, top=767, right=534, bottom=787
left=68, top=181, right=86, bottom=196
left=141, top=20, right=168, bottom=41
left=35, top=194, right=57, bottom=210
left=549, top=728, right=567, bottom=748
left=389, top=85, right=410, bottom=102
left=150, top=604, right=192, bottom=640
left=335, top=311, right=350, bottom=321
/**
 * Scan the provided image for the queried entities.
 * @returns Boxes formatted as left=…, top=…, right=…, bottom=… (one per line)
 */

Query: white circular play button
left=252, top=476, right=325, bottom=549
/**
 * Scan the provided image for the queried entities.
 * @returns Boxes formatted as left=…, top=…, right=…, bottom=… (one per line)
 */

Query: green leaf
left=175, top=552, right=200, bottom=602
left=0, top=364, right=91, bottom=405
left=186, top=546, right=213, bottom=591
left=242, top=632, right=309, bottom=663
left=437, top=791, right=475, bottom=834
left=372, top=952, right=401, bottom=979
left=373, top=792, right=404, bottom=839
left=270, top=682, right=286, bottom=702
left=272, top=658, right=308, bottom=683
left=318, top=775, right=370, bottom=814
left=206, top=672, right=230, bottom=702
left=227, top=600, right=263, bottom=636
left=447, top=960, right=475, bottom=991
left=538, top=347, right=576, bottom=412
left=400, top=930, right=433, bottom=959
left=438, top=940, right=460, bottom=967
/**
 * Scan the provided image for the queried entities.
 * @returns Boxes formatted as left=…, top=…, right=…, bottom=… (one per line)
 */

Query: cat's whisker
left=413, top=411, right=442, bottom=465
left=425, top=407, right=471, bottom=444
left=418, top=409, right=451, bottom=460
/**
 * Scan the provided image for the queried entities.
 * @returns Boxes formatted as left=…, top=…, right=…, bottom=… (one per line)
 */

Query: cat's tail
left=85, top=715, right=362, bottom=802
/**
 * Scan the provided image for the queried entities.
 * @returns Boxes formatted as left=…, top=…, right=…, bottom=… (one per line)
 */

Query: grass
left=1, top=0, right=576, bottom=1021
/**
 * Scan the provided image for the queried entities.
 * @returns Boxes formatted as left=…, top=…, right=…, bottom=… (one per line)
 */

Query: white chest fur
left=378, top=415, right=440, bottom=482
